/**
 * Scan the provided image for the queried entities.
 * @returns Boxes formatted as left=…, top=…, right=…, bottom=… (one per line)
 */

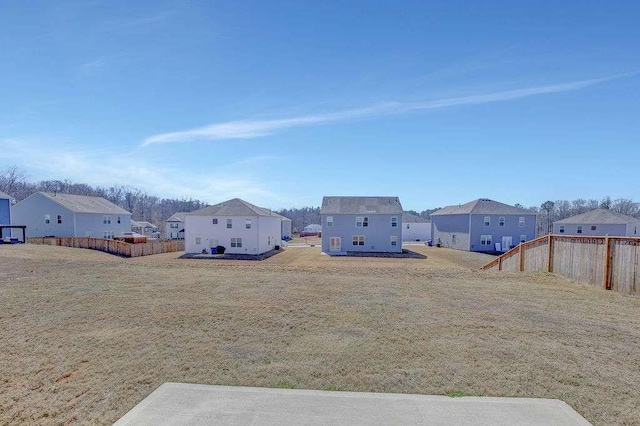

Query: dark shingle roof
left=431, top=198, right=534, bottom=216
left=40, top=192, right=131, bottom=215
left=187, top=198, right=280, bottom=217
left=402, top=212, right=430, bottom=223
left=166, top=212, right=188, bottom=222
left=320, top=196, right=403, bottom=215
left=554, top=209, right=640, bottom=225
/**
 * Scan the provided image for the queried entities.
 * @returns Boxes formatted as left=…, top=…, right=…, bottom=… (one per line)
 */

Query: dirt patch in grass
left=1, top=244, right=639, bottom=425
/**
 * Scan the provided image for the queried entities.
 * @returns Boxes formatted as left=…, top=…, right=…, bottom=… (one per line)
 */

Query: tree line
left=2, top=166, right=638, bottom=235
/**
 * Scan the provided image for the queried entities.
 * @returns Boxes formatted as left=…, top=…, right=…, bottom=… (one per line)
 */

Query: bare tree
left=611, top=198, right=639, bottom=216
left=0, top=166, right=27, bottom=195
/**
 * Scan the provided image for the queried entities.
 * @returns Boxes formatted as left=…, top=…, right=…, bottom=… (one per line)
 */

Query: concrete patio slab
left=115, top=383, right=591, bottom=425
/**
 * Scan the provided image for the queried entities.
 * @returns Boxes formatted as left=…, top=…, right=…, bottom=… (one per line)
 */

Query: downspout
left=468, top=214, right=472, bottom=251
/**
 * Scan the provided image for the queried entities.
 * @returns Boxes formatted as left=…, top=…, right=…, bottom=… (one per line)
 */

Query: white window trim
left=391, top=216, right=398, bottom=227
left=519, top=217, right=525, bottom=227
left=326, top=216, right=333, bottom=228
left=484, top=216, right=490, bottom=227
left=390, top=235, right=398, bottom=246
left=498, top=216, right=505, bottom=227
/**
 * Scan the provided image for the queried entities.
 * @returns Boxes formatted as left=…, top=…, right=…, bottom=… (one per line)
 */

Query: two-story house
left=320, top=196, right=403, bottom=254
left=431, top=198, right=536, bottom=252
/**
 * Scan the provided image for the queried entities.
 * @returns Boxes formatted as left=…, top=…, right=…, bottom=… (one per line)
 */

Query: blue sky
left=1, top=1, right=639, bottom=211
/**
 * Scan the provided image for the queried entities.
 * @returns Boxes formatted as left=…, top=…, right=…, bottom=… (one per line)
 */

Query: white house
left=131, top=220, right=159, bottom=237
left=402, top=212, right=431, bottom=241
left=165, top=212, right=187, bottom=240
left=185, top=198, right=282, bottom=255
left=12, top=192, right=132, bottom=238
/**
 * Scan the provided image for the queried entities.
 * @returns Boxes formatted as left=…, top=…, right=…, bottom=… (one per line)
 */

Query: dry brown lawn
left=1, top=244, right=639, bottom=425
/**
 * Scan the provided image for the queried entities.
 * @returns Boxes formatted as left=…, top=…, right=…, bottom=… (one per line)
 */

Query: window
left=391, top=236, right=397, bottom=246
left=480, top=235, right=493, bottom=246
left=591, top=225, right=597, bottom=231
left=484, top=216, right=490, bottom=227
left=499, top=217, right=505, bottom=227
left=117, top=216, right=121, bottom=224
left=559, top=225, right=565, bottom=233
left=103, top=215, right=111, bottom=224
left=577, top=225, right=583, bottom=234
left=245, top=219, right=252, bottom=229
left=352, top=235, right=365, bottom=246
left=226, top=219, right=232, bottom=229
left=326, top=216, right=333, bottom=227
left=195, top=237, right=201, bottom=245
left=57, top=214, right=62, bottom=224
left=231, top=237, right=242, bottom=248
left=356, top=216, right=369, bottom=227
left=406, top=224, right=410, bottom=229
left=171, top=223, right=179, bottom=229
left=44, top=214, right=50, bottom=224
left=452, top=234, right=456, bottom=244
left=212, top=218, right=218, bottom=225
left=520, top=235, right=526, bottom=243
left=103, top=231, right=114, bottom=239
left=391, top=216, right=398, bottom=227
left=268, top=236, right=271, bottom=246
left=519, top=217, right=525, bottom=227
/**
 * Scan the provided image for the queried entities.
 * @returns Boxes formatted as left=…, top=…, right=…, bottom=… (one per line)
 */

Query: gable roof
left=166, top=212, right=188, bottom=222
left=431, top=198, right=534, bottom=216
left=320, top=196, right=403, bottom=215
left=402, top=212, right=430, bottom=223
left=0, top=190, right=11, bottom=200
left=272, top=212, right=292, bottom=222
left=132, top=220, right=157, bottom=229
left=187, top=198, right=280, bottom=217
left=554, top=209, right=640, bottom=226
left=39, top=192, right=131, bottom=215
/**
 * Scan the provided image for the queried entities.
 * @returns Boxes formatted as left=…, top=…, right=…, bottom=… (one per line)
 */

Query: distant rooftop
left=431, top=198, right=534, bottom=216
left=39, top=192, right=131, bottom=215
left=0, top=190, right=11, bottom=200
left=320, top=196, right=403, bottom=215
left=402, top=212, right=430, bottom=223
left=554, top=209, right=640, bottom=225
left=188, top=198, right=280, bottom=217
left=166, top=212, right=188, bottom=222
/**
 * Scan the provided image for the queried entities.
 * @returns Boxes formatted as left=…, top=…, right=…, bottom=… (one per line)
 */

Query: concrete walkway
left=115, top=383, right=591, bottom=425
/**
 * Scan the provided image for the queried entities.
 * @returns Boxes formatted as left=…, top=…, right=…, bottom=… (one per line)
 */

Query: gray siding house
left=165, top=212, right=187, bottom=240
left=12, top=192, right=132, bottom=238
left=431, top=198, right=536, bottom=252
left=553, top=209, right=640, bottom=237
left=273, top=213, right=292, bottom=240
left=0, top=191, right=11, bottom=239
left=320, top=196, right=403, bottom=254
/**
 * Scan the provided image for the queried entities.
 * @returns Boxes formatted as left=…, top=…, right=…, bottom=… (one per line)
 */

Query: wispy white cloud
left=142, top=73, right=631, bottom=146
left=0, top=139, right=282, bottom=205
left=106, top=11, right=173, bottom=30
left=80, top=57, right=108, bottom=71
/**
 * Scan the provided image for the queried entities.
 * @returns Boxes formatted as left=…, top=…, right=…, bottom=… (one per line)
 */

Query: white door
left=502, top=236, right=512, bottom=252
left=330, top=237, right=341, bottom=252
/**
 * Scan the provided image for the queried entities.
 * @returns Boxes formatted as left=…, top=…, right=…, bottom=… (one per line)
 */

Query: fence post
left=498, top=256, right=503, bottom=271
left=519, top=243, right=525, bottom=272
left=547, top=235, right=554, bottom=273
left=603, top=236, right=612, bottom=290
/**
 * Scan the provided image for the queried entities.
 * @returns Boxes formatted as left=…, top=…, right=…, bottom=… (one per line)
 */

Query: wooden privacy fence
left=27, top=237, right=184, bottom=258
left=481, top=235, right=640, bottom=295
